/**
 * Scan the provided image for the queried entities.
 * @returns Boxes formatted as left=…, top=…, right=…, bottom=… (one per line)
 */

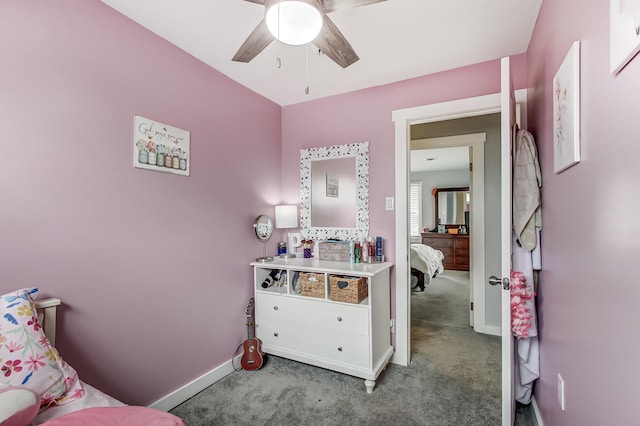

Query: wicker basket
left=329, top=275, right=368, bottom=304
left=300, top=272, right=325, bottom=298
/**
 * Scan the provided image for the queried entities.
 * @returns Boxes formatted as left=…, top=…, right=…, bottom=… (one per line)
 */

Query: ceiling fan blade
left=232, top=19, right=274, bottom=63
left=244, top=0, right=266, bottom=4
left=313, top=14, right=359, bottom=68
left=320, top=0, right=386, bottom=13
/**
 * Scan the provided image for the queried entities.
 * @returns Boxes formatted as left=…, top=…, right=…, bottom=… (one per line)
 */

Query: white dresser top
left=250, top=257, right=393, bottom=277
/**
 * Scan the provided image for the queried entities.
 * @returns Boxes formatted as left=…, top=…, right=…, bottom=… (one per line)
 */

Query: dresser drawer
left=455, top=256, right=469, bottom=265
left=438, top=247, right=453, bottom=258
left=455, top=247, right=469, bottom=256
left=455, top=237, right=469, bottom=247
left=257, top=320, right=370, bottom=368
left=422, top=237, right=453, bottom=248
left=256, top=293, right=369, bottom=336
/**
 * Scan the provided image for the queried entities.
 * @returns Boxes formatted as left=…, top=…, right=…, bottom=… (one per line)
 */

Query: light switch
left=385, top=197, right=394, bottom=211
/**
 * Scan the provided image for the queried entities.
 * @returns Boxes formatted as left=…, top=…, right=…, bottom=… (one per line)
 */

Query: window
left=410, top=182, right=423, bottom=237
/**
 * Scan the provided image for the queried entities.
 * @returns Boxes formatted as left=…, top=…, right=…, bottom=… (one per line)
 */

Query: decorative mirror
left=253, top=214, right=274, bottom=262
left=434, top=187, right=470, bottom=229
left=300, top=142, right=369, bottom=240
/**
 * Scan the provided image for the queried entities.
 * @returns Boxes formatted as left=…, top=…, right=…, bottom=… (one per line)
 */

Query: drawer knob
left=337, top=346, right=343, bottom=352
left=273, top=306, right=278, bottom=311
left=337, top=316, right=342, bottom=322
left=274, top=332, right=278, bottom=337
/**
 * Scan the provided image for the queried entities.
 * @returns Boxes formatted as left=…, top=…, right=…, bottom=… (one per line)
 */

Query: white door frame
left=391, top=90, right=527, bottom=367
left=411, top=134, right=486, bottom=331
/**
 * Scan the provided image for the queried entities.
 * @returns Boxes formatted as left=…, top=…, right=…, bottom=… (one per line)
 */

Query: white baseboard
left=390, top=351, right=408, bottom=367
left=149, top=354, right=242, bottom=412
left=531, top=395, right=544, bottom=426
left=475, top=324, right=501, bottom=336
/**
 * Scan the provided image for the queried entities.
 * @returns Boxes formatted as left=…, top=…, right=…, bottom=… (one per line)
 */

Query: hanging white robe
left=513, top=129, right=542, bottom=251
left=512, top=129, right=542, bottom=405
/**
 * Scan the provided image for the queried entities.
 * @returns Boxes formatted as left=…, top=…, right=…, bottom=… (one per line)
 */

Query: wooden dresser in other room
left=420, top=232, right=470, bottom=271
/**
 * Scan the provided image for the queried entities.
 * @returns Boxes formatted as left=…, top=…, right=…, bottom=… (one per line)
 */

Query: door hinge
left=470, top=302, right=474, bottom=311
left=469, top=162, right=473, bottom=172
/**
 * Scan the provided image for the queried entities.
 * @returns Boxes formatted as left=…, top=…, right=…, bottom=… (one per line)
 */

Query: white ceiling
left=99, top=0, right=542, bottom=106
left=411, top=147, right=469, bottom=173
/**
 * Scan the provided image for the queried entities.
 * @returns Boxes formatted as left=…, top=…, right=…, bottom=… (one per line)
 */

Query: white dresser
left=250, top=257, right=394, bottom=393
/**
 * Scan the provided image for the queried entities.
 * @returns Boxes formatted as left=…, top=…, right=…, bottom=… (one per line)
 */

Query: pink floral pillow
left=0, top=288, right=84, bottom=409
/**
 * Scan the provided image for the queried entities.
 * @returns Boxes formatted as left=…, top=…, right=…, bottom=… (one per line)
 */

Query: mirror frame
left=434, top=186, right=469, bottom=228
left=300, top=141, right=369, bottom=240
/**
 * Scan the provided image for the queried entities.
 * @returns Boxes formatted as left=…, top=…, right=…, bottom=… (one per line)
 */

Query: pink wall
left=528, top=1, right=640, bottom=423
left=0, top=1, right=281, bottom=405
left=9, top=1, right=621, bottom=419
left=281, top=55, right=528, bottom=333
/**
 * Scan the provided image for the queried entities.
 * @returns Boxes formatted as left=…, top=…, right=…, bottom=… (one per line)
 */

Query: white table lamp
left=275, top=205, right=298, bottom=258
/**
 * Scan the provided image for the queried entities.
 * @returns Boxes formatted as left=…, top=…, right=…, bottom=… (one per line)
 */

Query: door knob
left=488, top=276, right=510, bottom=290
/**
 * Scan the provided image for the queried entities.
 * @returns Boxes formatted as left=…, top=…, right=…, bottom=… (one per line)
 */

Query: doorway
left=391, top=91, right=527, bottom=367
left=410, top=131, right=488, bottom=332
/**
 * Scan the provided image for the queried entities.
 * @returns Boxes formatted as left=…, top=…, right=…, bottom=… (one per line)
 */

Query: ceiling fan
left=232, top=0, right=387, bottom=69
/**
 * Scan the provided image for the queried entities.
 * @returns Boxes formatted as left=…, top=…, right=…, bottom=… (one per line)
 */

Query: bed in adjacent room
left=410, top=243, right=445, bottom=291
left=0, top=288, right=186, bottom=425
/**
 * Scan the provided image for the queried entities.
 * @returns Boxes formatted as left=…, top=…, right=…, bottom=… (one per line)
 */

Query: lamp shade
left=265, top=1, right=323, bottom=46
left=275, top=205, right=299, bottom=229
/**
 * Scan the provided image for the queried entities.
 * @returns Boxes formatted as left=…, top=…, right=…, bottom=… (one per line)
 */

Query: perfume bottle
left=361, top=237, right=369, bottom=263
left=376, top=236, right=383, bottom=262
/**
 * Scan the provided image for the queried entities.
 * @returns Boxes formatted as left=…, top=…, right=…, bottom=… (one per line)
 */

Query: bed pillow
left=0, top=288, right=84, bottom=409
left=0, top=386, right=40, bottom=425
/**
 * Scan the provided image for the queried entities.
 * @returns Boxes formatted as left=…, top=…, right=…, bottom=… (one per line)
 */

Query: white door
left=497, top=56, right=515, bottom=425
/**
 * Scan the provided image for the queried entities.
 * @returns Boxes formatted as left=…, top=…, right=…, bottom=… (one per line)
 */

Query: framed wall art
left=553, top=41, right=581, bottom=174
left=133, top=115, right=190, bottom=176
left=610, top=0, right=640, bottom=74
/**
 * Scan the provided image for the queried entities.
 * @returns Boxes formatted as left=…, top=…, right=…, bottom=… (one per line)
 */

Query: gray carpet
left=171, top=271, right=534, bottom=425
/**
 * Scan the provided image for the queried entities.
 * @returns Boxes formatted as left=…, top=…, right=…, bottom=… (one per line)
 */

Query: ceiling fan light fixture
left=265, top=1, right=323, bottom=46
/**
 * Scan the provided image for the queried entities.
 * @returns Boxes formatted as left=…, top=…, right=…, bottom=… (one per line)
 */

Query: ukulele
left=240, top=297, right=264, bottom=370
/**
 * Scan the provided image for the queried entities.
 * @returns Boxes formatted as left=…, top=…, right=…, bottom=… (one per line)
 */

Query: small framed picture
left=326, top=174, right=339, bottom=197
left=438, top=224, right=446, bottom=234
left=133, top=115, right=190, bottom=176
